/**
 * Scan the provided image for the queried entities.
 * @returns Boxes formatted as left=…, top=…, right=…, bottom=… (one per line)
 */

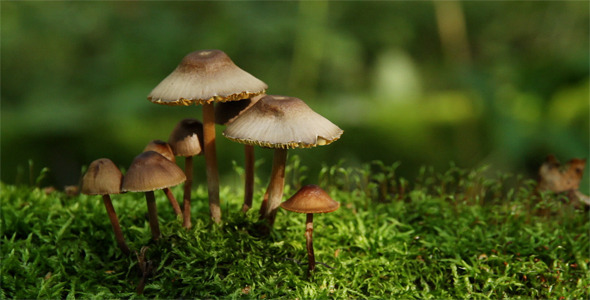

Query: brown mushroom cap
left=222, top=95, right=344, bottom=149
left=168, top=118, right=204, bottom=157
left=280, top=184, right=340, bottom=214
left=147, top=49, right=268, bottom=105
left=81, top=158, right=123, bottom=195
left=143, top=140, right=176, bottom=162
left=121, top=151, right=186, bottom=192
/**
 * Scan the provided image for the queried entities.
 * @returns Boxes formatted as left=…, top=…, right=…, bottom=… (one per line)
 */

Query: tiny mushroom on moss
left=143, top=140, right=183, bottom=218
left=121, top=151, right=186, bottom=241
left=148, top=49, right=267, bottom=224
left=167, top=118, right=204, bottom=229
left=81, top=158, right=131, bottom=255
left=223, top=95, right=343, bottom=226
left=215, top=94, right=264, bottom=213
left=281, top=184, right=340, bottom=274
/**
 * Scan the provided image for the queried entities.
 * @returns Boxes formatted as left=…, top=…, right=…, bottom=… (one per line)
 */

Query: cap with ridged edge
left=168, top=118, right=204, bottom=157
left=81, top=158, right=123, bottom=195
left=222, top=95, right=343, bottom=149
left=148, top=49, right=267, bottom=106
left=280, top=184, right=340, bottom=214
left=121, top=151, right=186, bottom=192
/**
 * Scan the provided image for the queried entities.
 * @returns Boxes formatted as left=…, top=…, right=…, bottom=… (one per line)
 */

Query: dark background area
left=2, top=1, right=588, bottom=193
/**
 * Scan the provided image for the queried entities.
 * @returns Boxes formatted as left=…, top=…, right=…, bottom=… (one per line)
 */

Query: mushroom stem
left=182, top=156, right=194, bottom=228
left=242, top=144, right=255, bottom=212
left=145, top=191, right=161, bottom=240
left=102, top=194, right=131, bottom=255
left=305, top=213, right=315, bottom=273
left=202, top=102, right=222, bottom=224
left=261, top=148, right=288, bottom=225
left=163, top=187, right=182, bottom=217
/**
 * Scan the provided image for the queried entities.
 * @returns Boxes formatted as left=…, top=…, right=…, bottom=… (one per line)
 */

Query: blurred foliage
left=1, top=1, right=588, bottom=192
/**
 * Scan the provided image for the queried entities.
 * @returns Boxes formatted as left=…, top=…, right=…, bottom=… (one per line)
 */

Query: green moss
left=1, top=161, right=588, bottom=298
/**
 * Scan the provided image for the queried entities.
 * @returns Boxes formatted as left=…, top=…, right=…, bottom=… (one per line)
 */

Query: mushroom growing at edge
left=81, top=158, right=131, bottom=255
left=167, top=118, right=204, bottom=229
left=143, top=140, right=183, bottom=218
left=215, top=94, right=264, bottom=213
left=280, top=184, right=340, bottom=274
left=121, top=151, right=186, bottom=241
left=148, top=49, right=267, bottom=224
left=223, top=95, right=343, bottom=227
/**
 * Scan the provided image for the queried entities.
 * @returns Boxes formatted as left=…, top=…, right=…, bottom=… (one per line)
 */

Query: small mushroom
left=280, top=184, right=340, bottom=273
left=148, top=49, right=267, bottom=224
left=216, top=94, right=264, bottom=212
left=168, top=119, right=204, bottom=229
left=143, top=140, right=183, bottom=218
left=223, top=95, right=343, bottom=226
left=81, top=158, right=131, bottom=255
left=121, top=151, right=186, bottom=241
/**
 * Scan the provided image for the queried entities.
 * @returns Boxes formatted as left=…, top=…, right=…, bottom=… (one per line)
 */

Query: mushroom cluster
left=148, top=49, right=343, bottom=229
left=81, top=126, right=198, bottom=254
left=148, top=49, right=268, bottom=224
left=81, top=49, right=343, bottom=262
left=223, top=95, right=343, bottom=226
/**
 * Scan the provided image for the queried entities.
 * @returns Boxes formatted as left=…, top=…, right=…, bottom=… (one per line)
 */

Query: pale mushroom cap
left=143, top=140, right=176, bottom=163
left=215, top=93, right=264, bottom=125
left=222, top=95, right=344, bottom=149
left=168, top=118, right=204, bottom=157
left=81, top=158, right=123, bottom=195
left=121, top=151, right=186, bottom=192
left=280, top=184, right=340, bottom=214
left=148, top=49, right=268, bottom=105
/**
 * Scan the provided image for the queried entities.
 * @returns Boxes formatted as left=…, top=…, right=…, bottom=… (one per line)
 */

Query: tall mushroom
left=121, top=151, right=186, bottom=240
left=167, top=118, right=204, bottom=229
left=148, top=49, right=267, bottom=224
left=81, top=158, right=131, bottom=255
left=215, top=94, right=263, bottom=212
left=143, top=140, right=183, bottom=218
left=281, top=185, right=340, bottom=274
left=223, top=95, right=343, bottom=226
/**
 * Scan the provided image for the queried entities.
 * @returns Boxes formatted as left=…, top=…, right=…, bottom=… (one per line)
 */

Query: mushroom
left=148, top=49, right=267, bottom=224
left=215, top=94, right=264, bottom=212
left=280, top=184, right=340, bottom=273
left=143, top=140, right=183, bottom=218
left=167, top=118, right=204, bottom=229
left=121, top=151, right=186, bottom=241
left=223, top=95, right=343, bottom=226
left=81, top=158, right=131, bottom=255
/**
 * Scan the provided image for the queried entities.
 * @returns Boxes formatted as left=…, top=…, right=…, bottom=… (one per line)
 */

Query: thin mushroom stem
left=182, top=156, right=194, bottom=228
left=305, top=213, right=316, bottom=273
left=242, top=144, right=255, bottom=212
left=202, top=102, right=222, bottom=224
left=261, top=148, right=288, bottom=226
left=102, top=194, right=131, bottom=255
left=163, top=187, right=182, bottom=217
left=145, top=191, right=161, bottom=240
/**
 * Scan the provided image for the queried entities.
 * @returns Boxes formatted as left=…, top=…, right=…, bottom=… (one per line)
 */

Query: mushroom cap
left=168, top=118, right=204, bottom=157
left=148, top=49, right=268, bottom=105
left=222, top=95, right=343, bottom=149
left=81, top=158, right=123, bottom=195
left=143, top=140, right=176, bottom=163
left=121, top=151, right=186, bottom=192
left=280, top=184, right=340, bottom=214
left=215, top=94, right=264, bottom=125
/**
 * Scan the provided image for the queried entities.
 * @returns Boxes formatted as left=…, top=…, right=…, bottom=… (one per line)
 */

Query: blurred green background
left=2, top=1, right=589, bottom=193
